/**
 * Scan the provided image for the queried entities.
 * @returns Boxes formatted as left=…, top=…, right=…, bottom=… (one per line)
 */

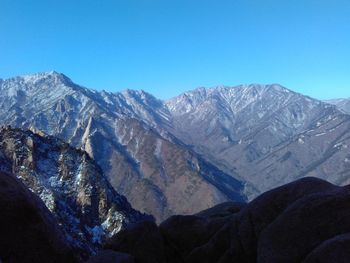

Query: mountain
left=0, top=127, right=149, bottom=259
left=165, top=84, right=350, bottom=198
left=326, top=98, right=350, bottom=114
left=0, top=72, right=245, bottom=222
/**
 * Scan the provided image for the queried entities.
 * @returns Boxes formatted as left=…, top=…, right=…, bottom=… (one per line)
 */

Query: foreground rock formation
left=89, top=177, right=350, bottom=263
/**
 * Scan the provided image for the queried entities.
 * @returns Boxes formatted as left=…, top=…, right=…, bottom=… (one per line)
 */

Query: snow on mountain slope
left=0, top=127, right=149, bottom=259
left=165, top=84, right=350, bottom=198
left=0, top=72, right=246, bottom=222
left=2, top=71, right=349, bottom=210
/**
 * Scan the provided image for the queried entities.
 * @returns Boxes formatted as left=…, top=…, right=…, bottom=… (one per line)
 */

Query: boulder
left=104, top=220, right=165, bottom=263
left=86, top=250, right=135, bottom=263
left=302, top=233, right=350, bottom=263
left=258, top=187, right=350, bottom=263
left=102, top=177, right=350, bottom=263
left=195, top=201, right=246, bottom=218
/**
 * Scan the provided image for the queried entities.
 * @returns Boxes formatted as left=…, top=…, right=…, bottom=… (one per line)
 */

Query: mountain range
left=0, top=71, right=349, bottom=223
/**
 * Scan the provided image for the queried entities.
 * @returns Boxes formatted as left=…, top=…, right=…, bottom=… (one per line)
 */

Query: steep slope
left=166, top=85, right=350, bottom=198
left=0, top=171, right=77, bottom=263
left=243, top=111, right=350, bottom=195
left=326, top=98, right=350, bottom=114
left=0, top=72, right=246, bottom=222
left=0, top=127, right=148, bottom=258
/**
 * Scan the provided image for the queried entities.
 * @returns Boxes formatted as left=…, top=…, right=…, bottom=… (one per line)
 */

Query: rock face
left=0, top=171, right=77, bottom=263
left=0, top=72, right=245, bottom=222
left=97, top=177, right=350, bottom=263
left=0, top=127, right=149, bottom=259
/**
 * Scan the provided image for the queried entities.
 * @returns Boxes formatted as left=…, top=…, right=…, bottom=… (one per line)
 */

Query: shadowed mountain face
left=0, top=127, right=149, bottom=259
left=1, top=72, right=350, bottom=220
left=0, top=72, right=245, bottom=222
left=89, top=177, right=350, bottom=263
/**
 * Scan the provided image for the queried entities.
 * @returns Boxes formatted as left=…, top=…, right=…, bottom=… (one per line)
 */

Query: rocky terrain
left=88, top=177, right=350, bottom=263
left=0, top=127, right=149, bottom=259
left=0, top=171, right=77, bottom=263
left=1, top=71, right=350, bottom=220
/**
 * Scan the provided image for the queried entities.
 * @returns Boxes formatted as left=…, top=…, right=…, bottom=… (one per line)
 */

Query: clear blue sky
left=1, top=0, right=349, bottom=99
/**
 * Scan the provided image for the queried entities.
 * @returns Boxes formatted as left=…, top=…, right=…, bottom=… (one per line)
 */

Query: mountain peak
left=21, top=71, right=73, bottom=84
left=1, top=71, right=74, bottom=88
left=0, top=71, right=84, bottom=99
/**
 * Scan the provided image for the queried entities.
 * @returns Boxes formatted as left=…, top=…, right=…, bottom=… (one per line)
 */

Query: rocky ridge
left=0, top=127, right=149, bottom=259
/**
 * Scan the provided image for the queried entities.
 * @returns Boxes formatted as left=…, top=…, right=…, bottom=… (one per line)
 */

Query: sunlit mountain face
left=1, top=72, right=350, bottom=223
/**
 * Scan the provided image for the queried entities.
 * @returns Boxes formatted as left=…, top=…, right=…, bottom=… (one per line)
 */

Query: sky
left=0, top=0, right=349, bottom=100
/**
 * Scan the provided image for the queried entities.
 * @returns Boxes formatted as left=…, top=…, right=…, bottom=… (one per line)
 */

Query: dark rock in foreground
left=91, top=177, right=350, bottom=263
left=86, top=250, right=135, bottom=263
left=0, top=172, right=77, bottom=263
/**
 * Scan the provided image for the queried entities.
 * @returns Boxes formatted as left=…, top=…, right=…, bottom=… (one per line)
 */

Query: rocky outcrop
left=0, top=127, right=150, bottom=259
left=94, top=177, right=350, bottom=263
left=0, top=171, right=77, bottom=263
